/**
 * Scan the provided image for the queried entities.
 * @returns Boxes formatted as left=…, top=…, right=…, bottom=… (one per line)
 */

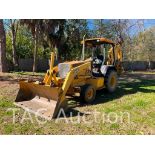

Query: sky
left=87, top=19, right=155, bottom=30
left=143, top=19, right=155, bottom=28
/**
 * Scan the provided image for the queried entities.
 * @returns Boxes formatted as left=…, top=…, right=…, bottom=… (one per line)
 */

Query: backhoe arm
left=107, top=44, right=123, bottom=73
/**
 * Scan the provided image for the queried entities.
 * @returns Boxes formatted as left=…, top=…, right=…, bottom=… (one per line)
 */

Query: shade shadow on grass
left=68, top=77, right=155, bottom=110
left=94, top=78, right=155, bottom=105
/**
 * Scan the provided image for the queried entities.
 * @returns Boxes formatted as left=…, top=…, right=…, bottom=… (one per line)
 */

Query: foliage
left=4, top=19, right=155, bottom=67
left=6, top=26, right=33, bottom=60
left=125, top=26, right=155, bottom=61
left=60, top=19, right=90, bottom=60
left=0, top=19, right=8, bottom=72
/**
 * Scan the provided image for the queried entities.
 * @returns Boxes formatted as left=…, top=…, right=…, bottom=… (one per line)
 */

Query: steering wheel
left=93, top=57, right=103, bottom=65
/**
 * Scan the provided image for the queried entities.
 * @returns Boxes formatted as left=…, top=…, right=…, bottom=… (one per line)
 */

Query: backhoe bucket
left=14, top=81, right=67, bottom=120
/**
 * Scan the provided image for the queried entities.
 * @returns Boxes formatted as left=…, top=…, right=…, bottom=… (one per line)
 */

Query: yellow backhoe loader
left=14, top=37, right=123, bottom=120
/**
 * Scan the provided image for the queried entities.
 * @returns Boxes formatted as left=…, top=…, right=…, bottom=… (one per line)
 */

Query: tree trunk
left=11, top=21, right=18, bottom=68
left=54, top=45, right=58, bottom=61
left=0, top=20, right=8, bottom=72
left=148, top=49, right=151, bottom=70
left=33, top=25, right=38, bottom=72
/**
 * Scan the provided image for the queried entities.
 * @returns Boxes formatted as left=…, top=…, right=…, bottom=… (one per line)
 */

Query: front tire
left=80, top=84, right=96, bottom=104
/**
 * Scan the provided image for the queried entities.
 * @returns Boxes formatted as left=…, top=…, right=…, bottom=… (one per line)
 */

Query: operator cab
left=92, top=46, right=105, bottom=76
left=81, top=38, right=115, bottom=77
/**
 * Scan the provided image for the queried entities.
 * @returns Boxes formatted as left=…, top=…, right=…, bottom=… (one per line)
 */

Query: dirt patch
left=0, top=72, right=45, bottom=102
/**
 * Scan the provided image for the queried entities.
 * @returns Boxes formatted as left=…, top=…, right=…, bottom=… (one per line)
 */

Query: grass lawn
left=0, top=71, right=155, bottom=135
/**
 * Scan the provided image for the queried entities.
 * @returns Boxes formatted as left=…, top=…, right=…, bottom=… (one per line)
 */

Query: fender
left=100, top=65, right=116, bottom=76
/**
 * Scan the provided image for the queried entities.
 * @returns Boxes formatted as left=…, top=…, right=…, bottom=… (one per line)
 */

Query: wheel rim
left=86, top=88, right=94, bottom=100
left=110, top=75, right=116, bottom=88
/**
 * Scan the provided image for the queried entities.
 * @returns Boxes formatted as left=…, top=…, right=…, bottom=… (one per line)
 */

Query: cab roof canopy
left=81, top=38, right=115, bottom=46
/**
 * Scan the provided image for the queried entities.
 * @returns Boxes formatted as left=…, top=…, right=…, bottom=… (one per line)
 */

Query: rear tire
left=80, top=84, right=96, bottom=104
left=105, top=70, right=118, bottom=93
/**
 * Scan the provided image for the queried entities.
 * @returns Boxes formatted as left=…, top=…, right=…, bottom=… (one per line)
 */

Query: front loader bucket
left=14, top=81, right=67, bottom=120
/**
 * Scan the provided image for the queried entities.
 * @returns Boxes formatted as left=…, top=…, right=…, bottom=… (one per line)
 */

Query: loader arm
left=43, top=52, right=58, bottom=85
left=45, top=61, right=92, bottom=117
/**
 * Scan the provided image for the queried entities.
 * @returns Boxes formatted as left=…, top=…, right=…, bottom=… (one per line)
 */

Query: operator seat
left=96, top=55, right=104, bottom=62
left=92, top=55, right=104, bottom=77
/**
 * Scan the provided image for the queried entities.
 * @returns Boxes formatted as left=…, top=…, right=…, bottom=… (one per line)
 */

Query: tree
left=6, top=25, right=34, bottom=60
left=0, top=19, right=8, bottom=72
left=110, top=19, right=130, bottom=44
left=4, top=19, right=19, bottom=68
left=41, top=19, right=66, bottom=61
left=15, top=25, right=33, bottom=59
left=20, top=19, right=41, bottom=72
left=94, top=19, right=106, bottom=37
left=93, top=19, right=116, bottom=39
left=144, top=28, right=155, bottom=69
left=62, top=19, right=89, bottom=60
left=20, top=19, right=67, bottom=70
left=131, top=26, right=155, bottom=63
left=10, top=19, right=19, bottom=68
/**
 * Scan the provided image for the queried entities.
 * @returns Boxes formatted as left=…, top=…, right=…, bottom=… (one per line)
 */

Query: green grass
left=0, top=72, right=155, bottom=134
